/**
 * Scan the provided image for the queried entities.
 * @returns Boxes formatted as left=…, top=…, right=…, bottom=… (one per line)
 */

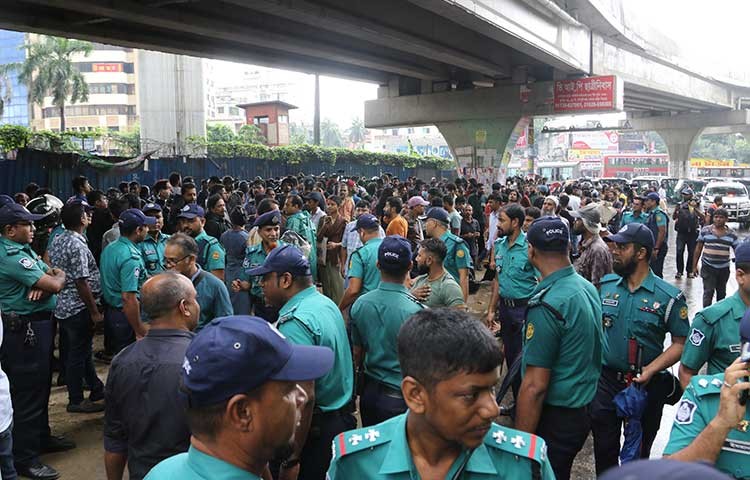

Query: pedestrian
left=305, top=191, right=327, bottom=228
left=383, top=196, right=408, bottom=238
left=165, top=182, right=197, bottom=234
left=165, top=233, right=232, bottom=332
left=411, top=238, right=465, bottom=308
left=644, top=191, right=669, bottom=278
left=516, top=216, right=603, bottom=480
left=100, top=209, right=153, bottom=354
left=620, top=196, right=648, bottom=228
left=203, top=194, right=230, bottom=240
left=176, top=203, right=226, bottom=281
left=48, top=201, right=105, bottom=413
left=328, top=308, right=555, bottom=479
left=404, top=196, right=427, bottom=253
left=523, top=206, right=541, bottom=232
left=249, top=244, right=355, bottom=479
left=459, top=204, right=481, bottom=268
left=484, top=194, right=502, bottom=261
left=284, top=194, right=318, bottom=281
left=86, top=190, right=110, bottom=264
left=705, top=195, right=724, bottom=225
left=423, top=207, right=472, bottom=301
left=104, top=272, right=199, bottom=480
left=693, top=208, right=739, bottom=307
left=571, top=203, right=613, bottom=287
left=69, top=175, right=92, bottom=204
left=219, top=207, right=250, bottom=315
left=0, top=203, right=71, bottom=480
left=101, top=197, right=129, bottom=252
left=317, top=196, right=347, bottom=304
left=486, top=204, right=537, bottom=390
left=339, top=214, right=383, bottom=313
left=232, top=210, right=284, bottom=323
left=443, top=195, right=462, bottom=235
left=673, top=188, right=702, bottom=279
left=592, top=223, right=689, bottom=474
left=138, top=203, right=170, bottom=277
left=679, top=241, right=750, bottom=388
left=144, top=315, right=334, bottom=480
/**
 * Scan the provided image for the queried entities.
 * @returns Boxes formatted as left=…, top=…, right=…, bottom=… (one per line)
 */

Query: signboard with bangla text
left=92, top=63, right=123, bottom=73
left=554, top=76, right=618, bottom=113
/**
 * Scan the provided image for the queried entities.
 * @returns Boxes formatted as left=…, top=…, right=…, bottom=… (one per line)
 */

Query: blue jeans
left=104, top=306, right=135, bottom=356
left=60, top=309, right=104, bottom=404
left=0, top=423, right=17, bottom=480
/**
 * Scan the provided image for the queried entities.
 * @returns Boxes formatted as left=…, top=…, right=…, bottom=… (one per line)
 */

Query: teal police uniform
left=194, top=230, right=225, bottom=272
left=351, top=282, right=424, bottom=426
left=239, top=241, right=286, bottom=299
left=145, top=445, right=261, bottom=480
left=285, top=210, right=318, bottom=280
left=138, top=232, right=170, bottom=276
left=440, top=230, right=472, bottom=284
left=327, top=413, right=556, bottom=480
left=663, top=373, right=750, bottom=479
left=192, top=266, right=233, bottom=332
left=620, top=211, right=649, bottom=228
left=0, top=237, right=56, bottom=314
left=348, top=237, right=383, bottom=294
left=493, top=232, right=537, bottom=300
left=100, top=236, right=147, bottom=309
left=681, top=291, right=746, bottom=376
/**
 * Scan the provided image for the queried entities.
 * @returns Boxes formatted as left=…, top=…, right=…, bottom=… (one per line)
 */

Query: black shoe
left=89, top=388, right=105, bottom=403
left=55, top=375, right=66, bottom=387
left=67, top=399, right=105, bottom=413
left=42, top=434, right=76, bottom=453
left=16, top=462, right=60, bottom=480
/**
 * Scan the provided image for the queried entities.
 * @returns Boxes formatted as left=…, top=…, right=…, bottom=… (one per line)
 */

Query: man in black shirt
left=103, top=272, right=199, bottom=480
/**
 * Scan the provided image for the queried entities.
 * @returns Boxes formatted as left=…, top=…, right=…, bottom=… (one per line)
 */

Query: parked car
left=672, top=179, right=707, bottom=204
left=699, top=181, right=750, bottom=227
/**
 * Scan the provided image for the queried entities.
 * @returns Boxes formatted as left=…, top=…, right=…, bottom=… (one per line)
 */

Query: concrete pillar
left=435, top=117, right=528, bottom=181
left=655, top=128, right=703, bottom=179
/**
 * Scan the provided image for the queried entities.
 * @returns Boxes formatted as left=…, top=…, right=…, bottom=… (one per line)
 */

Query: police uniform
left=100, top=235, right=148, bottom=354
left=521, top=217, right=603, bottom=480
left=327, top=413, right=555, bottom=479
left=620, top=210, right=649, bottom=228
left=350, top=236, right=424, bottom=427
left=191, top=265, right=233, bottom=332
left=440, top=230, right=472, bottom=284
left=138, top=232, right=170, bottom=276
left=285, top=210, right=318, bottom=281
left=493, top=231, right=537, bottom=380
left=194, top=230, right=225, bottom=273
left=592, top=268, right=689, bottom=473
left=663, top=373, right=750, bottom=479
left=681, top=291, right=746, bottom=376
left=0, top=235, right=57, bottom=469
left=645, top=201, right=669, bottom=277
left=239, top=211, right=284, bottom=323
left=348, top=237, right=383, bottom=295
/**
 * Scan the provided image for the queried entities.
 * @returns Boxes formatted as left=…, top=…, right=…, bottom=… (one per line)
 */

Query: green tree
left=237, top=124, right=266, bottom=144
left=19, top=36, right=92, bottom=132
left=113, top=123, right=141, bottom=156
left=0, top=63, right=18, bottom=118
left=321, top=119, right=343, bottom=147
left=347, top=117, right=366, bottom=146
left=289, top=122, right=310, bottom=144
left=206, top=123, right=236, bottom=142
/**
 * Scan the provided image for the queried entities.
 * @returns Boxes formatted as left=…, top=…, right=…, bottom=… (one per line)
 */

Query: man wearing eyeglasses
left=164, top=233, right=232, bottom=332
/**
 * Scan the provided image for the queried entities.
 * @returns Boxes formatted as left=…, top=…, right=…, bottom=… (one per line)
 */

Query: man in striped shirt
left=692, top=208, right=740, bottom=307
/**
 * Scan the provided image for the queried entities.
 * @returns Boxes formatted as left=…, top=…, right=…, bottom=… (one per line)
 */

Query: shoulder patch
left=679, top=306, right=689, bottom=320
left=689, top=328, right=705, bottom=346
left=18, top=257, right=35, bottom=269
left=674, top=399, right=697, bottom=425
left=456, top=248, right=465, bottom=258
left=212, top=251, right=221, bottom=260
left=484, top=425, right=547, bottom=464
left=332, top=427, right=390, bottom=459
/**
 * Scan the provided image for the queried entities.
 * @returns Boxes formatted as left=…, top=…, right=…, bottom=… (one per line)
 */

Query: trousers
left=497, top=301, right=526, bottom=398
left=319, top=264, right=344, bottom=305
left=104, top=306, right=135, bottom=356
left=360, top=377, right=407, bottom=427
left=649, top=246, right=667, bottom=278
left=299, top=409, right=356, bottom=480
left=59, top=309, right=104, bottom=404
left=535, top=404, right=590, bottom=480
left=701, top=264, right=730, bottom=307
left=675, top=234, right=697, bottom=276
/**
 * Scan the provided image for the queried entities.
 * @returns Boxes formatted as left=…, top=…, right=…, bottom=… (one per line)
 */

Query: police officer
left=339, top=214, right=383, bottom=313
left=100, top=209, right=153, bottom=353
left=423, top=207, right=472, bottom=301
left=138, top=203, right=170, bottom=276
left=486, top=203, right=537, bottom=390
left=516, top=216, right=603, bottom=480
left=248, top=245, right=355, bottom=479
left=0, top=203, right=70, bottom=480
left=145, top=316, right=335, bottom=480
left=620, top=196, right=648, bottom=228
left=591, top=223, right=689, bottom=474
left=679, top=242, right=750, bottom=389
left=327, top=308, right=555, bottom=479
left=644, top=191, right=669, bottom=278
left=231, top=210, right=284, bottom=323
left=176, top=203, right=226, bottom=281
left=350, top=236, right=425, bottom=426
left=283, top=194, right=318, bottom=281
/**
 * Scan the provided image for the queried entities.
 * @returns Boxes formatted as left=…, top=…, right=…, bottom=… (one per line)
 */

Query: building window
left=253, top=116, right=269, bottom=125
left=278, top=115, right=288, bottom=123
left=407, top=128, right=415, bottom=134
left=218, top=106, right=225, bottom=114
left=229, top=107, right=240, bottom=116
left=391, top=129, right=399, bottom=136
left=423, top=127, right=430, bottom=134
left=42, top=104, right=137, bottom=118
left=108, top=126, right=120, bottom=132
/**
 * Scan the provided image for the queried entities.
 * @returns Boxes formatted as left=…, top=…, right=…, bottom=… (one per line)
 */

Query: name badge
left=602, top=298, right=619, bottom=307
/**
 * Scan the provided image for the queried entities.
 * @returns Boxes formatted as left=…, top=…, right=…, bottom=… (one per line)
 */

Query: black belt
left=499, top=297, right=529, bottom=308
left=313, top=403, right=355, bottom=417
left=366, top=376, right=403, bottom=399
left=602, top=366, right=630, bottom=385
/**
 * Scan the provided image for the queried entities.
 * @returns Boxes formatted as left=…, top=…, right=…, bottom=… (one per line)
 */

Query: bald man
left=103, top=272, right=201, bottom=480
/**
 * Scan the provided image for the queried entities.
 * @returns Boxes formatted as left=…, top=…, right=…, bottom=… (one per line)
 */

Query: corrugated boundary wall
left=0, top=149, right=455, bottom=198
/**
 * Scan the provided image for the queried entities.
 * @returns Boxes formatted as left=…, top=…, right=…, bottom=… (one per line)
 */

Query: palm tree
left=347, top=117, right=367, bottom=147
left=19, top=36, right=92, bottom=132
left=0, top=63, right=18, bottom=118
left=321, top=119, right=343, bottom=147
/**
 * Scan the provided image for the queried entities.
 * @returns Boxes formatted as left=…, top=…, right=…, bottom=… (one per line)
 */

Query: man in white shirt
left=485, top=194, right=502, bottom=255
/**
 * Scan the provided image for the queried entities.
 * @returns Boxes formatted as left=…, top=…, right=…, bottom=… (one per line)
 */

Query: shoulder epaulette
left=528, top=286, right=565, bottom=323
left=599, top=273, right=620, bottom=284
left=690, top=373, right=724, bottom=397
left=331, top=425, right=392, bottom=459
left=654, top=277, right=682, bottom=298
left=404, top=291, right=426, bottom=308
left=277, top=305, right=298, bottom=325
left=483, top=424, right=548, bottom=465
left=694, top=298, right=733, bottom=325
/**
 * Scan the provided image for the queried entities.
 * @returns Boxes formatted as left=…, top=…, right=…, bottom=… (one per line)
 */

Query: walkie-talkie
left=739, top=309, right=750, bottom=406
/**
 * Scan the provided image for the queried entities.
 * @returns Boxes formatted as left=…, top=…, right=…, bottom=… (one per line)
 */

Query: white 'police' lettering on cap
left=182, top=205, right=190, bottom=211
left=384, top=251, right=400, bottom=259
left=545, top=228, right=564, bottom=236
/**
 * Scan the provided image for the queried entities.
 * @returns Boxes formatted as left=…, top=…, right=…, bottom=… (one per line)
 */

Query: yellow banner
left=690, top=158, right=733, bottom=167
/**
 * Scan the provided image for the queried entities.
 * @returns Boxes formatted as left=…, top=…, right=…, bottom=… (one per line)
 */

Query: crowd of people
left=0, top=171, right=747, bottom=480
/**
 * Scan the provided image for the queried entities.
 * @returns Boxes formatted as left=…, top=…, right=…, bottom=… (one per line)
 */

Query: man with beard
left=516, top=216, right=603, bottom=480
left=591, top=223, right=689, bottom=474
left=570, top=203, right=612, bottom=288
left=144, top=315, right=334, bottom=480
left=249, top=245, right=354, bottom=480
left=423, top=208, right=471, bottom=301
left=486, top=204, right=537, bottom=392
left=327, top=308, right=555, bottom=479
left=165, top=182, right=197, bottom=235
left=138, top=203, right=170, bottom=277
left=203, top=194, right=231, bottom=241
left=411, top=238, right=464, bottom=309
left=231, top=211, right=285, bottom=323
left=176, top=204, right=225, bottom=281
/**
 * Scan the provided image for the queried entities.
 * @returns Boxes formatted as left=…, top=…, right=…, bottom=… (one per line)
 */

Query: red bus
left=602, top=154, right=669, bottom=179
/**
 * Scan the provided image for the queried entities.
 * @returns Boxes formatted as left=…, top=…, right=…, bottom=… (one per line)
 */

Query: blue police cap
left=181, top=316, right=334, bottom=408
left=426, top=207, right=450, bottom=224
left=378, top=235, right=412, bottom=273
left=246, top=244, right=311, bottom=277
left=0, top=195, right=15, bottom=208
left=177, top=203, right=205, bottom=219
left=253, top=210, right=281, bottom=228
left=355, top=213, right=379, bottom=230
left=68, top=198, right=93, bottom=211
left=645, top=192, right=660, bottom=202
left=142, top=202, right=162, bottom=213
left=604, top=223, right=655, bottom=249
left=734, top=241, right=750, bottom=264
left=598, top=458, right=731, bottom=480
left=527, top=216, right=569, bottom=252
left=119, top=208, right=157, bottom=228
left=0, top=203, right=44, bottom=225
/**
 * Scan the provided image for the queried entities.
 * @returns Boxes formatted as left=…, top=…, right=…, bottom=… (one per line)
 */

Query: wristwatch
left=281, top=458, right=300, bottom=469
